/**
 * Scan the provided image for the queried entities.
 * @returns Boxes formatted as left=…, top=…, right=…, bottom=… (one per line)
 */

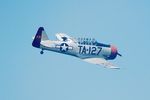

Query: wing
left=55, top=33, right=77, bottom=43
left=83, top=58, right=120, bottom=69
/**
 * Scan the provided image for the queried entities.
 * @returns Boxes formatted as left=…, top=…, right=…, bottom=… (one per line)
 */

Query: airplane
left=32, top=27, right=122, bottom=69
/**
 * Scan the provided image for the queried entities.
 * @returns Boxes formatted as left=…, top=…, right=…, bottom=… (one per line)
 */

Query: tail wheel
left=40, top=50, right=44, bottom=54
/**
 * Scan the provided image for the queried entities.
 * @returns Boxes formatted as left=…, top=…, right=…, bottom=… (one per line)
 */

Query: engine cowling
left=107, top=45, right=118, bottom=60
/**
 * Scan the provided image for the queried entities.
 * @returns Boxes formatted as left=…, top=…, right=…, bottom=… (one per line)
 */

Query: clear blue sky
left=0, top=0, right=150, bottom=100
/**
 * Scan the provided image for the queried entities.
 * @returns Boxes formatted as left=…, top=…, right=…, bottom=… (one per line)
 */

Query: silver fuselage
left=40, top=40, right=112, bottom=59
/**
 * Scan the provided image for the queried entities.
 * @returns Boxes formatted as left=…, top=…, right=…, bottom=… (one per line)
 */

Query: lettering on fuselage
left=78, top=45, right=102, bottom=55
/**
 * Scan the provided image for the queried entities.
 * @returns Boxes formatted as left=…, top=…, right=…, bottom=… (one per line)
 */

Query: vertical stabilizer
left=32, top=27, right=49, bottom=48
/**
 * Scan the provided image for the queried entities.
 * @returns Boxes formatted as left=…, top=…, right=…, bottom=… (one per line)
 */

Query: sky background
left=0, top=0, right=150, bottom=100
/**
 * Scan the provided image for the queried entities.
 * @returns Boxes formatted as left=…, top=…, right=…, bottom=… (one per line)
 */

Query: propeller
left=117, top=52, right=122, bottom=57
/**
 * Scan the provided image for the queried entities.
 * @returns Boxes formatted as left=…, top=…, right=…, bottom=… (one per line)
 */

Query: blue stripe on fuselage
left=96, top=42, right=110, bottom=47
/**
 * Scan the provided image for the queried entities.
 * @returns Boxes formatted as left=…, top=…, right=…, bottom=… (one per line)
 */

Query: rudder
left=32, top=27, right=44, bottom=48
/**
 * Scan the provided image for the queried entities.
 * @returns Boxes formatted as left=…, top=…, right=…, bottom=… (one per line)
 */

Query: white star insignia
left=61, top=43, right=68, bottom=51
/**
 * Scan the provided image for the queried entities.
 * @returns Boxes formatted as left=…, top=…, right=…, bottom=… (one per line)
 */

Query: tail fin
left=32, top=27, right=49, bottom=48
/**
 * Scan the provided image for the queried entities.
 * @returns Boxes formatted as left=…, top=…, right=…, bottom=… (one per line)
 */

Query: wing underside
left=83, top=58, right=119, bottom=69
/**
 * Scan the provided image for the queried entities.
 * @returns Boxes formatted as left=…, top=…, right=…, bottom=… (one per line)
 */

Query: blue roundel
left=60, top=43, right=69, bottom=52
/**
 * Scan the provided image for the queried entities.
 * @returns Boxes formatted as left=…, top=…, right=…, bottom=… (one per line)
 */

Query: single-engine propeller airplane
left=32, top=27, right=122, bottom=69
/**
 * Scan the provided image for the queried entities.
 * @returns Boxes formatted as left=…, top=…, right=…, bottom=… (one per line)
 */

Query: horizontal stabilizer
left=55, top=33, right=77, bottom=43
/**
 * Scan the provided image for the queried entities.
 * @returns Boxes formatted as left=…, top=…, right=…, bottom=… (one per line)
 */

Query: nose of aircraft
left=107, top=45, right=118, bottom=60
left=111, top=45, right=117, bottom=53
left=107, top=45, right=122, bottom=60
left=111, top=45, right=118, bottom=59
